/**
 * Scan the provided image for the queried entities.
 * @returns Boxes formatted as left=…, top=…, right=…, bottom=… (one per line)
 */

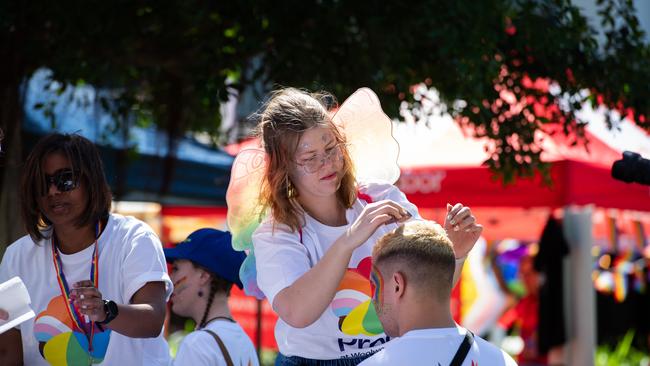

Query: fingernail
left=454, top=225, right=460, bottom=232
left=80, top=294, right=85, bottom=300
left=465, top=228, right=471, bottom=232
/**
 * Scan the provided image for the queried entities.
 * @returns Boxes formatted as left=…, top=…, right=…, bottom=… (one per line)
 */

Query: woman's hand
left=444, top=203, right=483, bottom=259
left=71, top=280, right=108, bottom=322
left=344, top=200, right=411, bottom=250
left=71, top=281, right=166, bottom=338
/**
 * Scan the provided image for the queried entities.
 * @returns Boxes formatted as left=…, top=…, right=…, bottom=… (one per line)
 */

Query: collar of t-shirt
left=57, top=241, right=96, bottom=283
left=400, top=325, right=466, bottom=340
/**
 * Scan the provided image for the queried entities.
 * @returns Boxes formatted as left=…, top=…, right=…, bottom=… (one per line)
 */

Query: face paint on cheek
left=172, top=276, right=189, bottom=296
left=370, top=266, right=384, bottom=306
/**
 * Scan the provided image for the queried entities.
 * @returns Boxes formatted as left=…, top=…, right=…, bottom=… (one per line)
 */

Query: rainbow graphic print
left=33, top=295, right=111, bottom=365
left=330, top=257, right=384, bottom=336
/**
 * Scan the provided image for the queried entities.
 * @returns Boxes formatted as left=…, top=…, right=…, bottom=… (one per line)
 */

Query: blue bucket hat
left=164, top=228, right=245, bottom=289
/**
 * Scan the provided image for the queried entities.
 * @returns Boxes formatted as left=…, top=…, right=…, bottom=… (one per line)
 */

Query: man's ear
left=393, top=271, right=406, bottom=298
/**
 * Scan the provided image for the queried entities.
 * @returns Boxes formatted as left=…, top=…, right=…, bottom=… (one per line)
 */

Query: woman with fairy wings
left=226, top=88, right=483, bottom=366
left=0, top=133, right=172, bottom=365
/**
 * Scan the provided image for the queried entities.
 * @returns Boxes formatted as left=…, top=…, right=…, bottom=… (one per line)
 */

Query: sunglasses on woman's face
left=44, top=169, right=80, bottom=193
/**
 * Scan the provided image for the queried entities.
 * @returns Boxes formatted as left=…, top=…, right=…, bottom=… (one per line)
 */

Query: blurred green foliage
left=595, top=330, right=650, bottom=366
left=1, top=0, right=648, bottom=182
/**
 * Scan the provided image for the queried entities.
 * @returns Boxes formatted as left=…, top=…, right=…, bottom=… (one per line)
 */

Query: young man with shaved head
left=360, top=220, right=517, bottom=366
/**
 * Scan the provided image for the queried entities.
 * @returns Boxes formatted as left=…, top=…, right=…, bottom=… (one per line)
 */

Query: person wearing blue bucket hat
left=164, top=228, right=259, bottom=366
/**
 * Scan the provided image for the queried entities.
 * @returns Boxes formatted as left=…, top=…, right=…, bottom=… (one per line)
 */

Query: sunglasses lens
left=56, top=179, right=76, bottom=192
left=46, top=170, right=78, bottom=192
left=58, top=171, right=77, bottom=192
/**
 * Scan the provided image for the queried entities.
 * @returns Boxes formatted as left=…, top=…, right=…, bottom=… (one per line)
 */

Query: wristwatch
left=98, top=300, right=119, bottom=325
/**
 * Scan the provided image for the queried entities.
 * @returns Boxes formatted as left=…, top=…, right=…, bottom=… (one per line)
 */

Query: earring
left=287, top=180, right=296, bottom=198
left=198, top=290, right=203, bottom=297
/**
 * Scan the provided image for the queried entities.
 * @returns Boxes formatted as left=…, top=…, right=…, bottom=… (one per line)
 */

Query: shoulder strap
left=357, top=190, right=373, bottom=204
left=202, top=329, right=234, bottom=366
left=449, top=330, right=474, bottom=366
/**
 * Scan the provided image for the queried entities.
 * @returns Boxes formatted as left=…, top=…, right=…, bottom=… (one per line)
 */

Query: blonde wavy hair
left=256, top=88, right=357, bottom=232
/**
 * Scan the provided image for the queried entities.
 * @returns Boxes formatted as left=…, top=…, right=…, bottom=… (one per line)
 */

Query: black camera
left=611, top=151, right=650, bottom=186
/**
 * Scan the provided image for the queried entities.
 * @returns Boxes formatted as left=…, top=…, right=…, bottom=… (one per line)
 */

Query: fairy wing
left=226, top=147, right=267, bottom=298
left=332, top=87, right=400, bottom=185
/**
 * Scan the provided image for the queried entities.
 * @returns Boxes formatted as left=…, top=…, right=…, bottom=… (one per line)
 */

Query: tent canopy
left=394, top=109, right=650, bottom=212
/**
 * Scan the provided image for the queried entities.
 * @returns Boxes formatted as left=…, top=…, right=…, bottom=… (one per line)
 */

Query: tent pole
left=562, top=205, right=596, bottom=366
left=256, top=299, right=262, bottom=359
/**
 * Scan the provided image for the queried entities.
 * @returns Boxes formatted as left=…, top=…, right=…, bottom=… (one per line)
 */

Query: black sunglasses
left=44, top=169, right=80, bottom=193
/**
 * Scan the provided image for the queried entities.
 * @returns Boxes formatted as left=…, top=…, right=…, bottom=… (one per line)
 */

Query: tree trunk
left=160, top=75, right=184, bottom=198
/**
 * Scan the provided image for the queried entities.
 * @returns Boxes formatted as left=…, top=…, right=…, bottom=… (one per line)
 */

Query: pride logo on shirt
left=33, top=295, right=111, bottom=365
left=330, top=257, right=383, bottom=336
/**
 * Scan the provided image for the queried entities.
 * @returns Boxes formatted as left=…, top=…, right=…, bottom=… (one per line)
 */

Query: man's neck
left=398, top=300, right=456, bottom=336
left=54, top=224, right=97, bottom=254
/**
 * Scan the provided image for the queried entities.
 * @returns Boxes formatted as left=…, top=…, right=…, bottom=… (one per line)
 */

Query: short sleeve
left=0, top=238, right=31, bottom=331
left=252, top=221, right=311, bottom=307
left=121, top=231, right=173, bottom=303
left=359, top=180, right=422, bottom=220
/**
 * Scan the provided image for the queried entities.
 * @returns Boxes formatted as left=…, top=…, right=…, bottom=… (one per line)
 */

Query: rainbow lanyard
left=51, top=222, right=100, bottom=352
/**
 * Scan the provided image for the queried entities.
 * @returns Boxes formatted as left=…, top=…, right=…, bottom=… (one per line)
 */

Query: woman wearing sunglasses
left=249, top=88, right=483, bottom=365
left=0, top=133, right=172, bottom=365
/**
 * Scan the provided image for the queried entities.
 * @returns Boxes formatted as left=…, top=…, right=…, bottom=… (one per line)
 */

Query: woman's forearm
left=273, top=238, right=355, bottom=328
left=104, top=303, right=166, bottom=338
left=0, top=329, right=22, bottom=365
left=103, top=282, right=167, bottom=338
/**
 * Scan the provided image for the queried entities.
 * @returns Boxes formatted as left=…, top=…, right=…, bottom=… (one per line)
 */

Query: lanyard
left=51, top=222, right=101, bottom=353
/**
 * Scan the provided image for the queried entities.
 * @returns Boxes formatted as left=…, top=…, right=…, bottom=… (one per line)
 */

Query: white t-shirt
left=358, top=326, right=518, bottom=366
left=253, top=180, right=421, bottom=360
left=173, top=320, right=259, bottom=366
left=0, top=214, right=173, bottom=366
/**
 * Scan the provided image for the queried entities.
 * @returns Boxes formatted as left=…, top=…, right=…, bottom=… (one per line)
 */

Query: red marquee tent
left=396, top=119, right=650, bottom=211
left=393, top=115, right=650, bottom=240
